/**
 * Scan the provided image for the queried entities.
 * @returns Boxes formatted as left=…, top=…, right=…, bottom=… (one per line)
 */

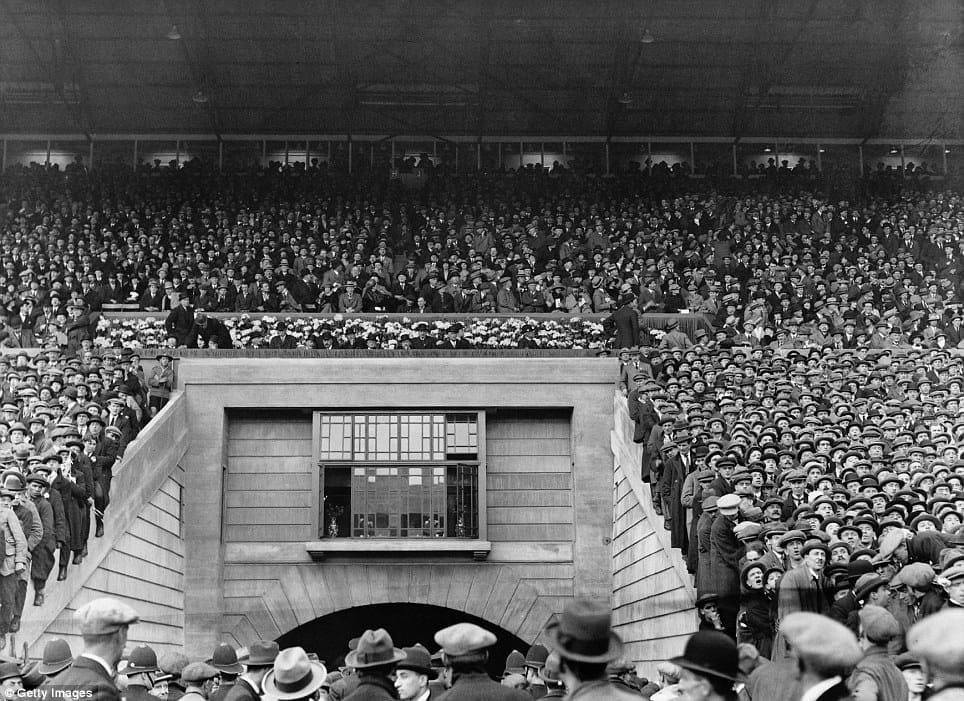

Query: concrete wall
left=24, top=393, right=189, bottom=657
left=610, top=395, right=697, bottom=677
left=178, top=358, right=615, bottom=657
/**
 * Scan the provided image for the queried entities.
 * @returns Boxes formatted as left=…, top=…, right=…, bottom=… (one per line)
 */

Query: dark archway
left=276, top=603, right=532, bottom=678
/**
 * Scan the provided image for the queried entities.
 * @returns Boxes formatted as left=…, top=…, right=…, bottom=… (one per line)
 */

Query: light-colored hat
left=74, top=597, right=139, bottom=636
left=908, top=609, right=964, bottom=677
left=780, top=612, right=862, bottom=673
left=262, top=647, right=328, bottom=701
left=890, top=563, right=935, bottom=590
left=858, top=605, right=901, bottom=644
left=717, top=494, right=741, bottom=511
left=180, top=662, right=218, bottom=684
left=434, top=623, right=497, bottom=657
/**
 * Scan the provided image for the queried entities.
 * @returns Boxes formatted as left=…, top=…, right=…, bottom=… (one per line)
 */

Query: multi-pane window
left=319, top=413, right=480, bottom=539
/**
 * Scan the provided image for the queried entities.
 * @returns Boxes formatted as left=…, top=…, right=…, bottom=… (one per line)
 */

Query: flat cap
left=181, top=662, right=218, bottom=683
left=858, top=605, right=901, bottom=644
left=733, top=522, right=763, bottom=540
left=781, top=612, right=862, bottom=671
left=940, top=562, right=964, bottom=583
left=779, top=530, right=807, bottom=547
left=908, top=609, right=964, bottom=674
left=890, top=563, right=935, bottom=590
left=434, top=623, right=497, bottom=657
left=74, top=597, right=139, bottom=635
left=717, top=494, right=741, bottom=510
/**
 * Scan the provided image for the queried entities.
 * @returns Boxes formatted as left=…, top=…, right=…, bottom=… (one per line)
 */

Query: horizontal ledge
left=305, top=539, right=491, bottom=561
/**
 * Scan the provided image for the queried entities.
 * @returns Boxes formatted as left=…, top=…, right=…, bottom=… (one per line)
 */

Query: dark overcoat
left=42, top=656, right=120, bottom=701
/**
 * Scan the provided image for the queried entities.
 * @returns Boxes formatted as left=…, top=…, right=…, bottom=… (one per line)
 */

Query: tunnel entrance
left=276, top=603, right=532, bottom=678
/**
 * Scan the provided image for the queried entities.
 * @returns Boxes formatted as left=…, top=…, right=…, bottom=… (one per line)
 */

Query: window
left=317, top=413, right=482, bottom=539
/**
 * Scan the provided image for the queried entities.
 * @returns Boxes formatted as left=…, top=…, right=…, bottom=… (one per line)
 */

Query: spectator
left=849, top=606, right=907, bottom=701
left=165, top=296, right=195, bottom=348
left=778, top=612, right=862, bottom=701
left=42, top=597, right=139, bottom=701
left=668, top=630, right=740, bottom=701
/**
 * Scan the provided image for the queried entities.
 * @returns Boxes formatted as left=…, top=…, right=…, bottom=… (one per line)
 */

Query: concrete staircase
left=611, top=394, right=697, bottom=678
left=20, top=393, right=190, bottom=659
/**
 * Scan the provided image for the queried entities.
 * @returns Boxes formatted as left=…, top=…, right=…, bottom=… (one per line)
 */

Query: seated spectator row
left=0, top=163, right=962, bottom=350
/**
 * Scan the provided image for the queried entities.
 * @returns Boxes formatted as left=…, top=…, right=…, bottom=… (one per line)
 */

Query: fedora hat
left=670, top=630, right=740, bottom=682
left=242, top=641, right=279, bottom=668
left=345, top=629, right=407, bottom=669
left=546, top=599, right=622, bottom=663
left=396, top=645, right=437, bottom=680
left=209, top=642, right=244, bottom=675
left=37, top=638, right=72, bottom=676
left=262, top=647, right=327, bottom=701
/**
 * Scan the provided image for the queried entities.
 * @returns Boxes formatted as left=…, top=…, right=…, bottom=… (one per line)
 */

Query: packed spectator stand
left=3, top=152, right=964, bottom=699
left=619, top=339, right=964, bottom=697
left=0, top=155, right=962, bottom=351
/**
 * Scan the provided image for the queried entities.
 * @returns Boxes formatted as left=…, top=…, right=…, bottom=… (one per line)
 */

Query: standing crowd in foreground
left=4, top=595, right=963, bottom=701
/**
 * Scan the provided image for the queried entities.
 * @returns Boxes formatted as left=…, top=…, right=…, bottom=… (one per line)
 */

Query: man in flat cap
left=780, top=612, right=862, bottom=701
left=907, top=609, right=964, bottom=700
left=850, top=605, right=907, bottom=701
left=42, top=596, right=139, bottom=701
left=179, top=662, right=218, bottom=701
left=434, top=622, right=529, bottom=701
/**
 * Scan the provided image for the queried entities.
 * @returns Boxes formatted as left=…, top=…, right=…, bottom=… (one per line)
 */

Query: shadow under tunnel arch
left=276, top=603, right=532, bottom=678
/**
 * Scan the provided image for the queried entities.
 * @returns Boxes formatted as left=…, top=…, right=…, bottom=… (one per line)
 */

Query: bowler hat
left=396, top=645, right=437, bottom=679
left=670, top=630, right=740, bottom=682
left=262, top=647, right=328, bottom=701
left=345, top=629, right=406, bottom=669
left=37, top=638, right=72, bottom=676
left=546, top=598, right=623, bottom=663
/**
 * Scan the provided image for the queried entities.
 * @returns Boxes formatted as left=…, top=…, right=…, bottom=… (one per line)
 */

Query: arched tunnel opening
left=276, top=603, right=533, bottom=678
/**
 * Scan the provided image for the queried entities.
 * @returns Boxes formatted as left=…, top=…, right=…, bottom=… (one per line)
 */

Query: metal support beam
left=0, top=0, right=91, bottom=138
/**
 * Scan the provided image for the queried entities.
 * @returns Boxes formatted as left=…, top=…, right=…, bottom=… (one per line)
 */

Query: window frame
left=310, top=410, right=487, bottom=542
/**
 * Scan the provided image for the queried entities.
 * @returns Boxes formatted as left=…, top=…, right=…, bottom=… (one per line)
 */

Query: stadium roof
left=0, top=0, right=961, bottom=139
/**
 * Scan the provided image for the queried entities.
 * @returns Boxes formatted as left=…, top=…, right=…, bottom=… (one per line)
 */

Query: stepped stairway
left=20, top=393, right=189, bottom=659
left=611, top=394, right=697, bottom=676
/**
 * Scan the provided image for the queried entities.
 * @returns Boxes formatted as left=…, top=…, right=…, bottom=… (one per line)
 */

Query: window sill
left=305, top=539, right=491, bottom=561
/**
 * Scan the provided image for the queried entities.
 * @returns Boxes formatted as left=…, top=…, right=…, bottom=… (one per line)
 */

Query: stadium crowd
left=10, top=593, right=964, bottom=701
left=621, top=339, right=964, bottom=699
left=1, top=156, right=964, bottom=701
left=0, top=158, right=961, bottom=351
left=0, top=347, right=157, bottom=654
